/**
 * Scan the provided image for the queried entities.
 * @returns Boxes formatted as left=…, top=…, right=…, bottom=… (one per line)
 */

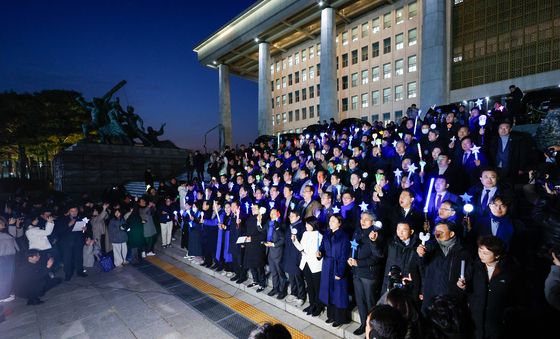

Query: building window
left=361, top=69, right=369, bottom=85
left=302, top=68, right=307, bottom=82
left=270, top=65, right=274, bottom=75
left=383, top=37, right=391, bottom=54
left=282, top=76, right=287, bottom=88
left=409, top=1, right=417, bottom=19
left=288, top=56, right=293, bottom=67
left=372, top=17, right=380, bottom=33
left=408, top=55, right=417, bottom=72
left=276, top=79, right=280, bottom=90
left=271, top=98, right=274, bottom=108
left=383, top=112, right=391, bottom=121
left=302, top=88, right=307, bottom=100
left=342, top=75, right=349, bottom=89
left=396, top=7, right=404, bottom=24
left=271, top=81, right=274, bottom=92
left=295, top=71, right=300, bottom=83
left=372, top=90, right=380, bottom=105
left=361, top=22, right=369, bottom=38
left=342, top=98, right=349, bottom=111
left=302, top=49, right=307, bottom=62
left=295, top=109, right=300, bottom=121
left=408, top=28, right=417, bottom=46
left=351, top=49, right=358, bottom=64
left=317, top=104, right=320, bottom=116
left=396, top=33, right=404, bottom=50
left=383, top=13, right=392, bottom=29
left=316, top=84, right=320, bottom=97
left=383, top=63, right=391, bottom=79
left=288, top=74, right=293, bottom=86
left=302, top=107, right=307, bottom=120
left=395, top=85, right=403, bottom=101
left=316, top=63, right=320, bottom=76
left=288, top=111, right=293, bottom=122
left=342, top=53, right=348, bottom=68
left=395, top=59, right=404, bottom=76
left=351, top=72, right=358, bottom=87
left=309, top=66, right=314, bottom=79
left=316, top=43, right=320, bottom=57
left=282, top=112, right=287, bottom=122
left=351, top=95, right=358, bottom=110
left=371, top=114, right=379, bottom=122
left=372, top=42, right=379, bottom=58
left=383, top=88, right=391, bottom=104
left=361, top=46, right=368, bottom=61
left=395, top=110, right=403, bottom=120
left=372, top=66, right=380, bottom=81
left=342, top=31, right=348, bottom=45
left=309, top=86, right=314, bottom=98
left=351, top=26, right=358, bottom=41
left=288, top=93, right=293, bottom=104
left=282, top=94, right=286, bottom=105
left=309, top=46, right=314, bottom=59
left=361, top=116, right=368, bottom=122
left=276, top=114, right=280, bottom=125
left=309, top=105, right=315, bottom=118
left=361, top=93, right=369, bottom=108
left=282, top=58, right=287, bottom=70
left=295, top=90, right=300, bottom=102
left=276, top=61, right=280, bottom=72
left=295, top=52, right=299, bottom=65
left=407, top=82, right=417, bottom=98
left=276, top=96, right=280, bottom=106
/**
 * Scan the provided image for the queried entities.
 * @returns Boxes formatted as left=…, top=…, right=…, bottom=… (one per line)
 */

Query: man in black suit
left=486, top=121, right=530, bottom=185
left=264, top=208, right=287, bottom=299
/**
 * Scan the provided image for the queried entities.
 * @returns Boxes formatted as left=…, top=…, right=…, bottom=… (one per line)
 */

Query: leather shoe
left=236, top=278, right=247, bottom=284
left=332, top=322, right=342, bottom=327
left=247, top=283, right=257, bottom=288
left=256, top=287, right=265, bottom=293
left=325, top=318, right=334, bottom=324
left=312, top=307, right=324, bottom=317
left=303, top=306, right=312, bottom=314
left=353, top=325, right=366, bottom=336
left=267, top=290, right=278, bottom=297
left=276, top=292, right=287, bottom=300
left=230, top=275, right=238, bottom=282
left=77, top=272, right=88, bottom=277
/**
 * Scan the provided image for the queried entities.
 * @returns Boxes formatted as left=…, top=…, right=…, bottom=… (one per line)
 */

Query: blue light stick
left=350, top=239, right=359, bottom=259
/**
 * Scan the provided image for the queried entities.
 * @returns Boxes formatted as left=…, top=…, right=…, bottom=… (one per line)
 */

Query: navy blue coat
left=319, top=228, right=350, bottom=309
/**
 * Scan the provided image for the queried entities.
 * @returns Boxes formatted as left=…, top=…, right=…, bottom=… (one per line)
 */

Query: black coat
left=282, top=219, right=305, bottom=274
left=242, top=215, right=266, bottom=269
left=350, top=227, right=385, bottom=280
left=419, top=238, right=471, bottom=312
left=382, top=234, right=421, bottom=295
left=466, top=260, right=519, bottom=339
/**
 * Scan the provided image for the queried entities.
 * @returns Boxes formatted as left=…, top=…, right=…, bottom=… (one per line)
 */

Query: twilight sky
left=0, top=0, right=259, bottom=150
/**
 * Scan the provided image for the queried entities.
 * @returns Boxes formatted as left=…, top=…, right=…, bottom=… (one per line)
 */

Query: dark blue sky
left=0, top=0, right=258, bottom=150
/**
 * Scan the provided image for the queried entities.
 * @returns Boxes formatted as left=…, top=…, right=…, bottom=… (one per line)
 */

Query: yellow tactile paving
left=147, top=256, right=311, bottom=339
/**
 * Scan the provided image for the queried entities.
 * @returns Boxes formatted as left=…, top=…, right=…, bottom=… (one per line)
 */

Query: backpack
left=99, top=255, right=114, bottom=272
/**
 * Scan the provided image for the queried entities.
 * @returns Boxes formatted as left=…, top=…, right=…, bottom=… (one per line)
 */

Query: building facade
left=194, top=0, right=560, bottom=146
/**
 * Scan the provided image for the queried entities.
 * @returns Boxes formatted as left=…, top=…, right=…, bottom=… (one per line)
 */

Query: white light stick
left=236, top=209, right=240, bottom=223
left=419, top=160, right=426, bottom=173
left=413, top=116, right=418, bottom=135
left=398, top=133, right=403, bottom=139
left=479, top=115, right=487, bottom=127
left=460, top=260, right=465, bottom=279
left=419, top=232, right=430, bottom=245
left=407, top=163, right=418, bottom=180
left=393, top=168, right=403, bottom=183
left=417, top=143, right=422, bottom=160
left=200, top=211, right=205, bottom=222
left=450, top=136, right=456, bottom=143
left=463, top=203, right=474, bottom=216
left=277, top=134, right=280, bottom=148
left=423, top=177, right=435, bottom=214
left=470, top=144, right=481, bottom=161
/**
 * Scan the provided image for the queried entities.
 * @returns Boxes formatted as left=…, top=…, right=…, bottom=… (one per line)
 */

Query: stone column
left=319, top=6, right=337, bottom=123
left=258, top=42, right=272, bottom=136
left=219, top=64, right=232, bottom=149
left=420, top=0, right=448, bottom=111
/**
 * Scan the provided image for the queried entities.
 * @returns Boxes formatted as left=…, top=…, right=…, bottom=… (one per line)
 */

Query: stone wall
left=53, top=143, right=188, bottom=198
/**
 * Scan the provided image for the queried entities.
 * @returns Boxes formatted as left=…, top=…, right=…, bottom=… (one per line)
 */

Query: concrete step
left=161, top=239, right=364, bottom=339
left=123, top=181, right=159, bottom=197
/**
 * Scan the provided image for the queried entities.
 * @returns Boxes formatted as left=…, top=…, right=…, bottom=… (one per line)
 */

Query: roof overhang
left=194, top=0, right=391, bottom=81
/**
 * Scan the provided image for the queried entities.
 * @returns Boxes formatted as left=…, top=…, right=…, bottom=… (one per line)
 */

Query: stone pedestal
left=53, top=143, right=188, bottom=197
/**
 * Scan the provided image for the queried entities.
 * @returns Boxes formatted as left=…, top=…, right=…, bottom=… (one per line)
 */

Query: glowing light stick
left=423, top=177, right=435, bottom=215
left=460, top=260, right=465, bottom=279
left=419, top=232, right=430, bottom=245
left=470, top=144, right=481, bottom=161
left=350, top=239, right=358, bottom=258
left=417, top=143, right=422, bottom=160
left=407, top=163, right=418, bottom=180
left=413, top=116, right=418, bottom=135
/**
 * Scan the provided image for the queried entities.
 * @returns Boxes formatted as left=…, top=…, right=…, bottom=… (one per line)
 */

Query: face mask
left=422, top=128, right=429, bottom=134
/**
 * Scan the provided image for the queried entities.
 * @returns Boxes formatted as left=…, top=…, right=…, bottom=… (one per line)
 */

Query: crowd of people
left=1, top=101, right=560, bottom=338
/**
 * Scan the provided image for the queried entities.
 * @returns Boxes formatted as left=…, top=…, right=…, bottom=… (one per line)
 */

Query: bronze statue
left=76, top=80, right=176, bottom=148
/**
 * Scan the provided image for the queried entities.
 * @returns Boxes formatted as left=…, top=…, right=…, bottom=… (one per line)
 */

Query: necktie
left=436, top=194, right=442, bottom=209
left=463, top=152, right=468, bottom=164
left=481, top=189, right=490, bottom=209
left=284, top=200, right=289, bottom=222
left=267, top=223, right=274, bottom=242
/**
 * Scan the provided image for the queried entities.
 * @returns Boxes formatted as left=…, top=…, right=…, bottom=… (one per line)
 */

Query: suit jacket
left=266, top=220, right=285, bottom=261
left=298, top=199, right=322, bottom=219
left=487, top=132, right=530, bottom=184
left=427, top=191, right=460, bottom=221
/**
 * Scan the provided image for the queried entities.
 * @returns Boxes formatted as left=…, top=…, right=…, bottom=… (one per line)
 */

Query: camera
left=545, top=147, right=558, bottom=158
left=388, top=265, right=405, bottom=290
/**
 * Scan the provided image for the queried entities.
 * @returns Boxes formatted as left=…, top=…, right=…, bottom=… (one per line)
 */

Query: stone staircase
left=161, top=240, right=365, bottom=339
left=123, top=181, right=159, bottom=197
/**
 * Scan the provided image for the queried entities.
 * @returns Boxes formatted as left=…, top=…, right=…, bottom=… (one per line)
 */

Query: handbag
left=99, top=255, right=114, bottom=272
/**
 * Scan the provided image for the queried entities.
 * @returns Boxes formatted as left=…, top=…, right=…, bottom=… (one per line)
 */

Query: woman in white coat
left=293, top=216, right=324, bottom=316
